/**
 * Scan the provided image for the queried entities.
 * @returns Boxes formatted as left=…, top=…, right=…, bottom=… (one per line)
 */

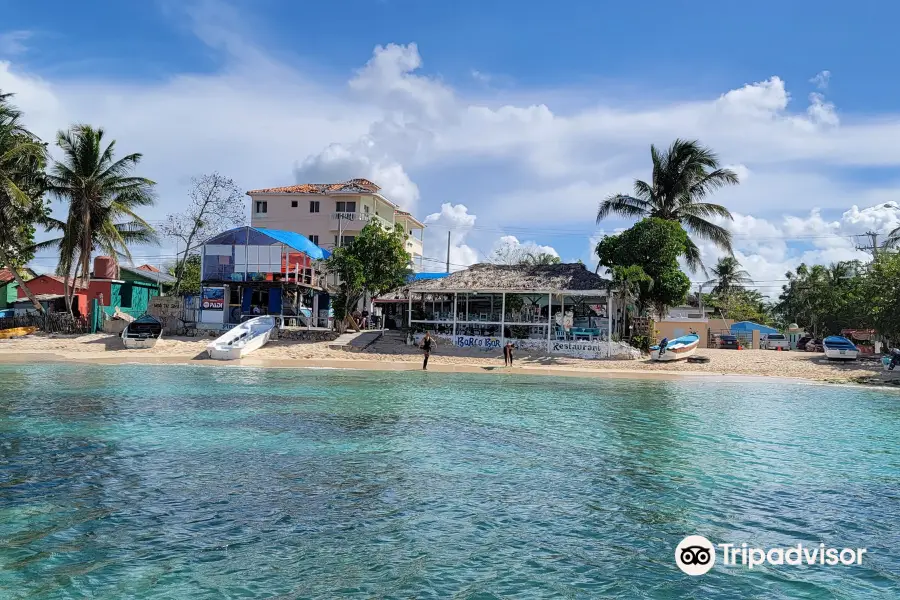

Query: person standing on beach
left=503, top=341, right=514, bottom=366
left=420, top=332, right=435, bottom=370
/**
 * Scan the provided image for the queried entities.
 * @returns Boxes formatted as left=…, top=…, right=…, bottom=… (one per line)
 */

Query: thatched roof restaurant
left=387, top=263, right=625, bottom=358
left=408, top=263, right=608, bottom=293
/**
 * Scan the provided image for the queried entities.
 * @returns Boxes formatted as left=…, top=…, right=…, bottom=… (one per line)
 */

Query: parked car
left=765, top=333, right=790, bottom=350
left=719, top=334, right=741, bottom=350
left=804, top=338, right=824, bottom=352
left=795, top=336, right=813, bottom=351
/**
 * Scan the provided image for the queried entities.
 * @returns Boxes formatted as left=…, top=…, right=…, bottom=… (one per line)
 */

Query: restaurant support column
left=546, top=292, right=552, bottom=353
left=500, top=292, right=506, bottom=346
left=408, top=293, right=413, bottom=330
left=607, top=292, right=612, bottom=357
left=452, top=292, right=458, bottom=336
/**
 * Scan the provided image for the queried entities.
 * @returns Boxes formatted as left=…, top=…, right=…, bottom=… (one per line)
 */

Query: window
left=309, top=235, right=319, bottom=245
left=309, top=200, right=319, bottom=213
left=291, top=200, right=298, bottom=208
left=364, top=205, right=370, bottom=214
left=335, top=201, right=357, bottom=213
left=334, top=235, right=355, bottom=247
left=255, top=201, right=267, bottom=214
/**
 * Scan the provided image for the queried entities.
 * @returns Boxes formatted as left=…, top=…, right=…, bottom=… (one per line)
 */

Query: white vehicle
left=207, top=316, right=276, bottom=360
left=765, top=333, right=790, bottom=350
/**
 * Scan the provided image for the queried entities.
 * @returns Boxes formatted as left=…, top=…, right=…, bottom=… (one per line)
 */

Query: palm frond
left=680, top=213, right=734, bottom=253
left=596, top=194, right=651, bottom=223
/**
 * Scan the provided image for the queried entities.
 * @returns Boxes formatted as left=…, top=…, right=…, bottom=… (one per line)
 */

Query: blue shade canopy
left=409, top=272, right=450, bottom=281
left=204, top=227, right=330, bottom=260
left=730, top=321, right=779, bottom=335
left=254, top=228, right=330, bottom=260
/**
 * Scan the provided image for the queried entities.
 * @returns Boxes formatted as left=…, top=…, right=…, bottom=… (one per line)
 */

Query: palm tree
left=596, top=139, right=739, bottom=271
left=705, top=256, right=752, bottom=318
left=0, top=91, right=48, bottom=313
left=46, top=125, right=157, bottom=313
left=521, top=252, right=561, bottom=266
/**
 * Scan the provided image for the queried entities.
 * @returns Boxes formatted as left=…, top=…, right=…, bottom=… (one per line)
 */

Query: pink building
left=246, top=178, right=426, bottom=270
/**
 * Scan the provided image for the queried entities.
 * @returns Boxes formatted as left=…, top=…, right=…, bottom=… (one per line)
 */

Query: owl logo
left=675, top=535, right=716, bottom=575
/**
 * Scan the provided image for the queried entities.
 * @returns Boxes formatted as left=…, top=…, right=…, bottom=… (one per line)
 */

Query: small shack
left=403, top=263, right=636, bottom=359
left=199, top=226, right=331, bottom=331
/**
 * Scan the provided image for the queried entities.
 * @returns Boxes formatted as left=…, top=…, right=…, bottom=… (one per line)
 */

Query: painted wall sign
left=201, top=287, right=225, bottom=310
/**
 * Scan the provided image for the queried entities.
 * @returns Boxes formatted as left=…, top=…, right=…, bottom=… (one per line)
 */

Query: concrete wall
left=656, top=320, right=709, bottom=348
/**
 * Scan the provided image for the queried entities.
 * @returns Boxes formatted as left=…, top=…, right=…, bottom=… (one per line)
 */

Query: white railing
left=331, top=212, right=393, bottom=229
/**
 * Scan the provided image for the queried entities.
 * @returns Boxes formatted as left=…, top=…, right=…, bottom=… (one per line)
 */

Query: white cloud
left=2, top=5, right=900, bottom=282
left=490, top=235, right=559, bottom=263
left=810, top=70, right=831, bottom=90
left=422, top=203, right=480, bottom=271
left=0, top=31, right=32, bottom=57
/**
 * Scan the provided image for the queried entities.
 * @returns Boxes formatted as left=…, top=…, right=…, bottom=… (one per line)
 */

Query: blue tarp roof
left=409, top=272, right=450, bottom=281
left=730, top=321, right=779, bottom=335
left=205, top=227, right=330, bottom=260
left=255, top=228, right=330, bottom=260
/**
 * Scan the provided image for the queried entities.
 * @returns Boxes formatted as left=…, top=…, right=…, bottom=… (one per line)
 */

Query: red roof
left=34, top=274, right=88, bottom=290
left=247, top=178, right=381, bottom=195
left=137, top=264, right=160, bottom=272
left=0, top=268, right=14, bottom=284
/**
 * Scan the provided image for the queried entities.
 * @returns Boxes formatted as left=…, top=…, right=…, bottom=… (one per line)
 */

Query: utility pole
left=446, top=231, right=451, bottom=273
left=856, top=231, right=880, bottom=257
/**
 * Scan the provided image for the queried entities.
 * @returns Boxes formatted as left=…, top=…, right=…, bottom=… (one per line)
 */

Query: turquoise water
left=0, top=365, right=898, bottom=599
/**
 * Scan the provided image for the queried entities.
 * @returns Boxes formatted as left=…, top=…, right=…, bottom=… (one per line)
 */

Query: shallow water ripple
left=0, top=364, right=898, bottom=598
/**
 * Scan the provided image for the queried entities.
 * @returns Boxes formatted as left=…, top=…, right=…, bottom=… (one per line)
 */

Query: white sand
left=0, top=332, right=887, bottom=383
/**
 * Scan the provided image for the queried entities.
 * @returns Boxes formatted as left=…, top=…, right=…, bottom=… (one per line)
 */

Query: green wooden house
left=0, top=267, right=37, bottom=311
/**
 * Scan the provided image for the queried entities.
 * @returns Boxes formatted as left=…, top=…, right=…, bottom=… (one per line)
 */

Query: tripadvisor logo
left=675, top=535, right=868, bottom=576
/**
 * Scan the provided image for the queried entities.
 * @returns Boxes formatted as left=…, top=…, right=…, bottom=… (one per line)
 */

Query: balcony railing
left=331, top=212, right=393, bottom=229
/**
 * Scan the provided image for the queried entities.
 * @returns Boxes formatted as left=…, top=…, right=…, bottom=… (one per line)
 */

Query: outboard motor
left=659, top=337, right=669, bottom=357
left=889, top=348, right=900, bottom=371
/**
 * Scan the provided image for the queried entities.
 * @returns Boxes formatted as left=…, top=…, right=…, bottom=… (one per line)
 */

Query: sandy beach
left=0, top=331, right=893, bottom=384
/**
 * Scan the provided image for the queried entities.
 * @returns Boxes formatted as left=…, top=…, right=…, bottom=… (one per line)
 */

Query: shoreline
left=0, top=332, right=895, bottom=387
left=0, top=346, right=872, bottom=386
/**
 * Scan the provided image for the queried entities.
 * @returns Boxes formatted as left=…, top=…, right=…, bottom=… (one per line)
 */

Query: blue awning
left=255, top=228, right=330, bottom=260
left=409, top=272, right=450, bottom=281
left=730, top=321, right=779, bottom=335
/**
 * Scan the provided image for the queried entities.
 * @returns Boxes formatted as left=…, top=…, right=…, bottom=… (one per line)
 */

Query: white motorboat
left=121, top=315, right=163, bottom=349
left=822, top=336, right=858, bottom=360
left=650, top=333, right=700, bottom=361
left=207, top=316, right=277, bottom=360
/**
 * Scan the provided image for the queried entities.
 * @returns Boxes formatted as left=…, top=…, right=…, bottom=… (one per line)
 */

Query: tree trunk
left=173, top=230, right=198, bottom=296
left=0, top=248, right=44, bottom=314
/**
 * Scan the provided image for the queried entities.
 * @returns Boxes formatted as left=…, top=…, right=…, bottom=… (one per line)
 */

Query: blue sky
left=3, top=0, right=900, bottom=292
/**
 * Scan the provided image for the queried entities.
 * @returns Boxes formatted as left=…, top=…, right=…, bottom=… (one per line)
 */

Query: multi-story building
left=246, top=178, right=425, bottom=270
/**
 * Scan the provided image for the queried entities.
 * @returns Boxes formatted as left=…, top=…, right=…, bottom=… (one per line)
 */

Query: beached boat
left=121, top=315, right=163, bottom=349
left=823, top=335, right=858, bottom=360
left=650, top=333, right=700, bottom=361
left=0, top=326, right=37, bottom=339
left=207, top=316, right=276, bottom=360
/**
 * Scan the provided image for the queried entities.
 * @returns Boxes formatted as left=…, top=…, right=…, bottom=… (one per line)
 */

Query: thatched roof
left=408, top=263, right=609, bottom=293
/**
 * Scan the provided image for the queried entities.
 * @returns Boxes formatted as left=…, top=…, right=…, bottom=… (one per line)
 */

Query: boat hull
left=122, top=336, right=160, bottom=349
left=207, top=316, right=276, bottom=360
left=0, top=326, right=37, bottom=339
left=822, top=336, right=859, bottom=361
left=650, top=334, right=700, bottom=361
left=121, top=317, right=163, bottom=350
left=824, top=347, right=858, bottom=360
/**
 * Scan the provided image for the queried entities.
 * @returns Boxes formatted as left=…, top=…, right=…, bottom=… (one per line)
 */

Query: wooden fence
left=0, top=312, right=91, bottom=335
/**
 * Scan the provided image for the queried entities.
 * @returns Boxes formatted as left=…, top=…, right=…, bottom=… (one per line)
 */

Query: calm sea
left=0, top=364, right=898, bottom=599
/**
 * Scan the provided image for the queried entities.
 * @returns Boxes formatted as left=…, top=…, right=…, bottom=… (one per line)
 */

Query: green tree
left=522, top=252, right=561, bottom=265
left=324, top=223, right=411, bottom=331
left=596, top=217, right=691, bottom=317
left=596, top=138, right=739, bottom=271
left=608, top=265, right=651, bottom=336
left=705, top=256, right=753, bottom=318
left=0, top=91, right=49, bottom=313
left=167, top=253, right=201, bottom=295
left=773, top=261, right=867, bottom=336
left=46, top=125, right=158, bottom=314
left=861, top=253, right=900, bottom=344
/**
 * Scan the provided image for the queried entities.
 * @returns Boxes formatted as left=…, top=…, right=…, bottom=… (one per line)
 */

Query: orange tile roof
left=247, top=178, right=381, bottom=195
left=137, top=264, right=161, bottom=272
left=0, top=268, right=14, bottom=284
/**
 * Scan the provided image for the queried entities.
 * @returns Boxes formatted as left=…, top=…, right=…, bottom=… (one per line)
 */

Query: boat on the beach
left=650, top=333, right=700, bottom=361
left=822, top=335, right=858, bottom=360
left=0, top=326, right=37, bottom=339
left=207, top=316, right=276, bottom=360
left=121, top=315, right=163, bottom=349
